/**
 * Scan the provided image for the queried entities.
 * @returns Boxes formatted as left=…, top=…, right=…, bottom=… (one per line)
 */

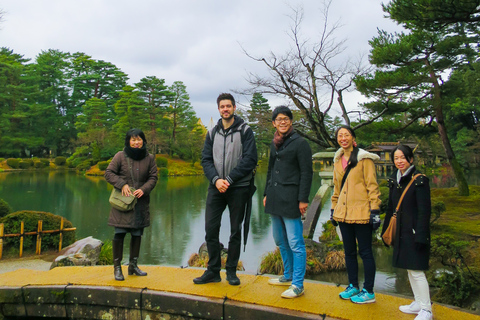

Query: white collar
left=396, top=165, right=415, bottom=183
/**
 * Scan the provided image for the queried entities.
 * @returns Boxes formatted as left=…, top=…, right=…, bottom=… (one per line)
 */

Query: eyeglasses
left=275, top=117, right=291, bottom=124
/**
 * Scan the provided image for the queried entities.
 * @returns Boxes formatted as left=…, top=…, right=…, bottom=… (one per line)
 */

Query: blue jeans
left=271, top=214, right=306, bottom=289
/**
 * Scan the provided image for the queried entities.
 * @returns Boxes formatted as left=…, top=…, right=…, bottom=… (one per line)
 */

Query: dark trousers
left=205, top=186, right=250, bottom=273
left=339, top=222, right=376, bottom=293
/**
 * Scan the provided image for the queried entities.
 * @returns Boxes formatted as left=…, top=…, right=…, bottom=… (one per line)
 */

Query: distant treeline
left=0, top=48, right=205, bottom=168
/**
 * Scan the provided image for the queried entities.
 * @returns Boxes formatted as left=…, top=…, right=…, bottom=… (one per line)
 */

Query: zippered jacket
left=201, top=115, right=257, bottom=188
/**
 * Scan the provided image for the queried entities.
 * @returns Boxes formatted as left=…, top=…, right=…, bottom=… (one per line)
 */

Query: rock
left=50, top=236, right=103, bottom=269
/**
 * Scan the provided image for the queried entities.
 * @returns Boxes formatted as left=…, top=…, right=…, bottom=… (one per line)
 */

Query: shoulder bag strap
left=395, top=173, right=424, bottom=213
left=124, top=152, right=137, bottom=189
left=340, top=165, right=353, bottom=192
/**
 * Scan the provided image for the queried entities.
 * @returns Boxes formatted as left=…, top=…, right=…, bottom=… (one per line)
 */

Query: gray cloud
left=0, top=0, right=399, bottom=124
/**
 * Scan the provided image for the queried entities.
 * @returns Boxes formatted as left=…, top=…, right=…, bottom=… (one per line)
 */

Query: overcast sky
left=1, top=0, right=399, bottom=125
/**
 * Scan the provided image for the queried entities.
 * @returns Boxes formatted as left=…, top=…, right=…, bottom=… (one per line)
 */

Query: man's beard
left=222, top=113, right=234, bottom=120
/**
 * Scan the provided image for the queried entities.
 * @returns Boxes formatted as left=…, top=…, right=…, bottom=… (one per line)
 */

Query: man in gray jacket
left=193, top=93, right=257, bottom=286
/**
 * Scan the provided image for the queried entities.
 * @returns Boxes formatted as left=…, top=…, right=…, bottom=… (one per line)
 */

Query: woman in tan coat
left=105, top=128, right=158, bottom=281
left=330, top=125, right=381, bottom=304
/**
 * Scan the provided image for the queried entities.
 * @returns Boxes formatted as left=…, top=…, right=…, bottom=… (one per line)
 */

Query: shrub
left=427, top=234, right=480, bottom=307
left=0, top=199, right=12, bottom=218
left=0, top=211, right=76, bottom=254
left=54, top=156, right=67, bottom=166
left=159, top=168, right=169, bottom=177
left=76, top=160, right=93, bottom=171
left=97, top=240, right=113, bottom=265
left=41, top=159, right=50, bottom=167
left=431, top=201, right=446, bottom=225
left=34, top=161, right=48, bottom=168
left=156, top=157, right=168, bottom=168
left=97, top=161, right=109, bottom=171
left=6, top=158, right=20, bottom=169
left=0, top=158, right=5, bottom=162
left=19, top=159, right=34, bottom=169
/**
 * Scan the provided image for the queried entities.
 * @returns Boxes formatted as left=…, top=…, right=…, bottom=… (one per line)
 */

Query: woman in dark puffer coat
left=105, top=128, right=158, bottom=281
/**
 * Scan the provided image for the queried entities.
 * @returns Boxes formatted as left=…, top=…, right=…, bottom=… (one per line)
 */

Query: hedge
left=0, top=199, right=12, bottom=218
left=0, top=211, right=75, bottom=254
left=19, top=159, right=34, bottom=169
left=156, top=157, right=168, bottom=168
left=54, top=156, right=67, bottom=166
left=6, top=158, right=20, bottom=169
left=97, top=160, right=110, bottom=171
left=159, top=167, right=169, bottom=177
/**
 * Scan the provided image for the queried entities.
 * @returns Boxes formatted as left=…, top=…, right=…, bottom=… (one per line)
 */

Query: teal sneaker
left=268, top=275, right=292, bottom=286
left=350, top=289, right=376, bottom=304
left=339, top=284, right=360, bottom=300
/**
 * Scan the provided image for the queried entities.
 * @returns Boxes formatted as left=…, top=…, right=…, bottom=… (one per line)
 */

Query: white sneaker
left=399, top=301, right=421, bottom=314
left=281, top=285, right=304, bottom=298
left=414, top=309, right=433, bottom=320
left=268, top=275, right=292, bottom=286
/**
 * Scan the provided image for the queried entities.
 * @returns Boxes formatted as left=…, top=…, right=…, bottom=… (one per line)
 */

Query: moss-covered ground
left=430, top=185, right=480, bottom=269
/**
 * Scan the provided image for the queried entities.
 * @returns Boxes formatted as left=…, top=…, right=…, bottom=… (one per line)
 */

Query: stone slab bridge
left=0, top=266, right=478, bottom=320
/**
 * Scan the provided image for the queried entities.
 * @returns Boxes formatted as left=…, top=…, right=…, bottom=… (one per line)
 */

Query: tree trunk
left=428, top=62, right=469, bottom=196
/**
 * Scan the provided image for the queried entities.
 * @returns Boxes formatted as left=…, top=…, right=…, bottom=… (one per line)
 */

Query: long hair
left=335, top=125, right=359, bottom=168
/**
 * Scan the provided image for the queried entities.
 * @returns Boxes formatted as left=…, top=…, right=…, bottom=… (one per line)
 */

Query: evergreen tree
left=247, top=93, right=273, bottom=159
left=136, top=76, right=174, bottom=154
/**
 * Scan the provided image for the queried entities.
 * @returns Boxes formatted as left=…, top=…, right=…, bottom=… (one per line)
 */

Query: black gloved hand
left=415, top=242, right=427, bottom=251
left=330, top=209, right=338, bottom=226
left=370, top=210, right=381, bottom=231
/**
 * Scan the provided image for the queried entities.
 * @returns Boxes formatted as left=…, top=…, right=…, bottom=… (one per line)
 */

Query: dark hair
left=335, top=125, right=359, bottom=168
left=335, top=125, right=356, bottom=139
left=391, top=144, right=414, bottom=164
left=272, top=106, right=293, bottom=121
left=216, top=93, right=235, bottom=107
left=125, top=128, right=147, bottom=147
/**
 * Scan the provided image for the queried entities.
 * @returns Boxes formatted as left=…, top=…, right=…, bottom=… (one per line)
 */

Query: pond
left=0, top=168, right=478, bottom=295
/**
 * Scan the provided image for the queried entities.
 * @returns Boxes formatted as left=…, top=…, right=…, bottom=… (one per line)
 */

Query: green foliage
left=0, top=158, right=5, bottom=162
left=19, top=159, right=33, bottom=169
left=431, top=201, right=446, bottom=225
left=247, top=93, right=273, bottom=159
left=427, top=234, right=480, bottom=307
left=0, top=199, right=13, bottom=218
left=379, top=186, right=389, bottom=214
left=156, top=157, right=168, bottom=168
left=54, top=156, right=67, bottom=166
left=159, top=168, right=169, bottom=177
left=0, top=211, right=76, bottom=254
left=76, top=160, right=93, bottom=171
left=97, top=240, right=113, bottom=265
left=97, top=161, right=109, bottom=171
left=6, top=158, right=20, bottom=169
left=34, top=161, right=47, bottom=168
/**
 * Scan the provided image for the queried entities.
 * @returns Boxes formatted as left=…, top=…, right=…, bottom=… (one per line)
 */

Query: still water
left=1, top=169, right=478, bottom=295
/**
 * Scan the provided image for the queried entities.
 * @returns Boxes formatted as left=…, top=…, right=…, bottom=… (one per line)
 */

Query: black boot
left=112, top=239, right=124, bottom=281
left=128, top=236, right=147, bottom=276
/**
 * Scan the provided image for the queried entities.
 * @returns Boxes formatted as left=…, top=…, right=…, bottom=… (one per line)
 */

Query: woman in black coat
left=263, top=106, right=313, bottom=299
left=381, top=145, right=432, bottom=320
left=105, top=128, right=158, bottom=281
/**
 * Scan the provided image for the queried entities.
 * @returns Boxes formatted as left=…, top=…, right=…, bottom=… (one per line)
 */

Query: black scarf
left=124, top=145, right=147, bottom=160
